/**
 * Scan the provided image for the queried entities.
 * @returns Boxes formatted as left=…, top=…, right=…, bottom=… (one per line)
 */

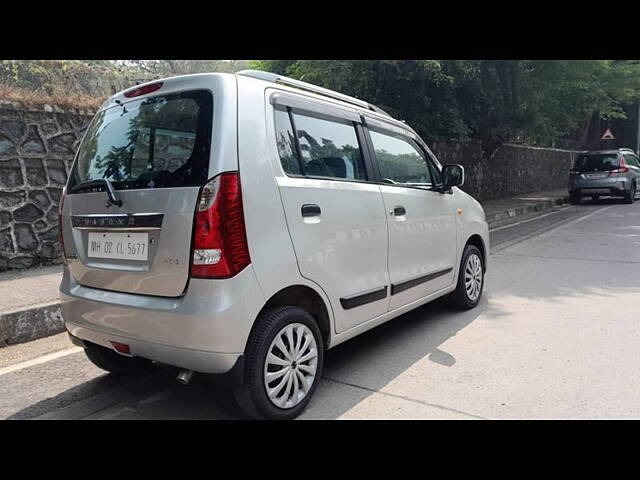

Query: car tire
left=234, top=306, right=324, bottom=420
left=569, top=192, right=581, bottom=204
left=84, top=343, right=150, bottom=374
left=624, top=182, right=636, bottom=204
left=449, top=244, right=485, bottom=310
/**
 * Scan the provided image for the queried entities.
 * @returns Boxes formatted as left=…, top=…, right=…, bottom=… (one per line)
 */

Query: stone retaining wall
left=0, top=103, right=94, bottom=270
left=431, top=141, right=578, bottom=201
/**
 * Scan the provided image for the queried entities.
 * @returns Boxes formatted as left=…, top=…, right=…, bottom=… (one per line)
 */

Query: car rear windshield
left=68, top=90, right=212, bottom=192
left=573, top=154, right=619, bottom=172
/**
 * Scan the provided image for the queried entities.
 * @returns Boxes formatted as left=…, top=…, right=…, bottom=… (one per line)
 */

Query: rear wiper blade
left=68, top=179, right=123, bottom=207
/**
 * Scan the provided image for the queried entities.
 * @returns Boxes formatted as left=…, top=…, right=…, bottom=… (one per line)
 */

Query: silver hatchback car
left=58, top=71, right=489, bottom=419
left=569, top=148, right=640, bottom=204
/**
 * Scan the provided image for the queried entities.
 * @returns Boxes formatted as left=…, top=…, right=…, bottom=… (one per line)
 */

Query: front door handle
left=301, top=204, right=321, bottom=217
left=393, top=206, right=406, bottom=216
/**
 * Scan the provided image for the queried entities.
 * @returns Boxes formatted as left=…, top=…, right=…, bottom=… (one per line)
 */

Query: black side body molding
left=340, top=286, right=388, bottom=310
left=391, top=267, right=453, bottom=295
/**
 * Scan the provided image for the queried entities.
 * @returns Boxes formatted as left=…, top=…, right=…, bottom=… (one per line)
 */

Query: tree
left=251, top=60, right=640, bottom=158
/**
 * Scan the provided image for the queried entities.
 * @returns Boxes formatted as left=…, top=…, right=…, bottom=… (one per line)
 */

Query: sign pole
left=636, top=99, right=640, bottom=155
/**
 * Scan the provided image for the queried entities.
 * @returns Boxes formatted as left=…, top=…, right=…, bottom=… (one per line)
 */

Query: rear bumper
left=59, top=264, right=265, bottom=374
left=66, top=324, right=243, bottom=375
left=569, top=176, right=629, bottom=196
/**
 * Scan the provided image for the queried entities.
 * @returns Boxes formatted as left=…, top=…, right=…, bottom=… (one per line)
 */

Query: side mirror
left=441, top=164, right=464, bottom=190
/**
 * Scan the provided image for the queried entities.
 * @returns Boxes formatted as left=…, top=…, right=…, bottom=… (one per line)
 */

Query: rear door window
left=69, top=90, right=213, bottom=192
left=275, top=108, right=367, bottom=181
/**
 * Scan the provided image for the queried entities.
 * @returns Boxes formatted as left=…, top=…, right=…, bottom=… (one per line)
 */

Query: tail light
left=58, top=186, right=67, bottom=265
left=611, top=156, right=630, bottom=174
left=190, top=172, right=251, bottom=279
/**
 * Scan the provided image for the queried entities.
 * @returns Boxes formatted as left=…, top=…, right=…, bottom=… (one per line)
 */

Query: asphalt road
left=2, top=198, right=639, bottom=419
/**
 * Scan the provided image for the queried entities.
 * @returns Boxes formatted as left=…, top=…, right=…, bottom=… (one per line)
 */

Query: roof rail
left=237, top=69, right=392, bottom=118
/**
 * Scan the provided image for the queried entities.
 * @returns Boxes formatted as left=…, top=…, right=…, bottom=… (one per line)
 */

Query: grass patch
left=0, top=83, right=105, bottom=111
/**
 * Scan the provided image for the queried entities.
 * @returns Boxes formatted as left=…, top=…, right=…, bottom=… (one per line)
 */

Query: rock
left=14, top=223, right=38, bottom=252
left=0, top=120, right=25, bottom=140
left=46, top=187, right=63, bottom=204
left=0, top=210, right=12, bottom=227
left=40, top=241, right=62, bottom=259
left=40, top=226, right=59, bottom=242
left=46, top=159, right=68, bottom=185
left=57, top=115, right=75, bottom=131
left=71, top=115, right=91, bottom=130
left=49, top=133, right=76, bottom=155
left=0, top=191, right=26, bottom=209
left=41, top=121, right=60, bottom=138
left=23, top=158, right=47, bottom=185
left=34, top=220, right=48, bottom=231
left=0, top=158, right=24, bottom=188
left=13, top=203, right=44, bottom=222
left=21, top=125, right=46, bottom=155
left=0, top=227, right=14, bottom=253
left=8, top=256, right=34, bottom=269
left=28, top=189, right=51, bottom=209
left=0, top=133, right=17, bottom=156
left=46, top=206, right=58, bottom=224
left=43, top=104, right=53, bottom=112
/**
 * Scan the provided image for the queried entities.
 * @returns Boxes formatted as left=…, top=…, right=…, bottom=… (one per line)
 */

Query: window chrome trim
left=271, top=92, right=361, bottom=123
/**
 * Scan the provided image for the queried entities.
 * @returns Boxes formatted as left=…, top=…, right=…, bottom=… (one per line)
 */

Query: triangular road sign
left=601, top=128, right=615, bottom=140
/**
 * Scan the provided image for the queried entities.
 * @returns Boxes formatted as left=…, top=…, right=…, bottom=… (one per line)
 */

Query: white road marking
left=0, top=347, right=82, bottom=377
left=559, top=204, right=615, bottom=228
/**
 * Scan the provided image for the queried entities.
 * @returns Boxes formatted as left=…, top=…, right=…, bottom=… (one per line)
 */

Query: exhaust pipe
left=176, top=369, right=195, bottom=385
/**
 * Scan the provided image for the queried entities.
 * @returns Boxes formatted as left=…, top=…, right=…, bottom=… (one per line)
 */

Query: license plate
left=87, top=232, right=148, bottom=261
left=585, top=173, right=607, bottom=179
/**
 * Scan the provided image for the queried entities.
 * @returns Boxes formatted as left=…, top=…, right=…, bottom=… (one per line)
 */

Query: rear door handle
left=301, top=204, right=321, bottom=217
left=393, top=206, right=406, bottom=216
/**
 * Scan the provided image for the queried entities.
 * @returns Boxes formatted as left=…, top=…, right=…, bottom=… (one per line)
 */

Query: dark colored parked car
left=569, top=148, right=640, bottom=204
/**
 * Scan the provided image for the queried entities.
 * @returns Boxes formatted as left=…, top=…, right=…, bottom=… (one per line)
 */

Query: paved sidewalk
left=0, top=188, right=569, bottom=347
left=0, top=265, right=64, bottom=347
left=0, top=265, right=62, bottom=313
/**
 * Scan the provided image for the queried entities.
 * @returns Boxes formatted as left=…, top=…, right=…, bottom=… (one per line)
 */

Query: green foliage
left=251, top=60, right=640, bottom=157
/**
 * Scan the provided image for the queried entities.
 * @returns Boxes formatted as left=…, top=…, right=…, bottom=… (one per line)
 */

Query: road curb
left=0, top=302, right=64, bottom=347
left=486, top=195, right=569, bottom=229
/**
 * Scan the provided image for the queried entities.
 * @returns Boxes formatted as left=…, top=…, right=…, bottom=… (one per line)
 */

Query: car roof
left=582, top=150, right=622, bottom=155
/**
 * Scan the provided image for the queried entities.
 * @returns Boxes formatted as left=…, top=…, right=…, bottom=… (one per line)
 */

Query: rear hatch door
left=63, top=88, right=213, bottom=297
left=573, top=153, right=619, bottom=179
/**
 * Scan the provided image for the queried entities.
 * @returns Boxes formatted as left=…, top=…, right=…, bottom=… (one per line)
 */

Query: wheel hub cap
left=464, top=253, right=483, bottom=302
left=264, top=323, right=318, bottom=409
